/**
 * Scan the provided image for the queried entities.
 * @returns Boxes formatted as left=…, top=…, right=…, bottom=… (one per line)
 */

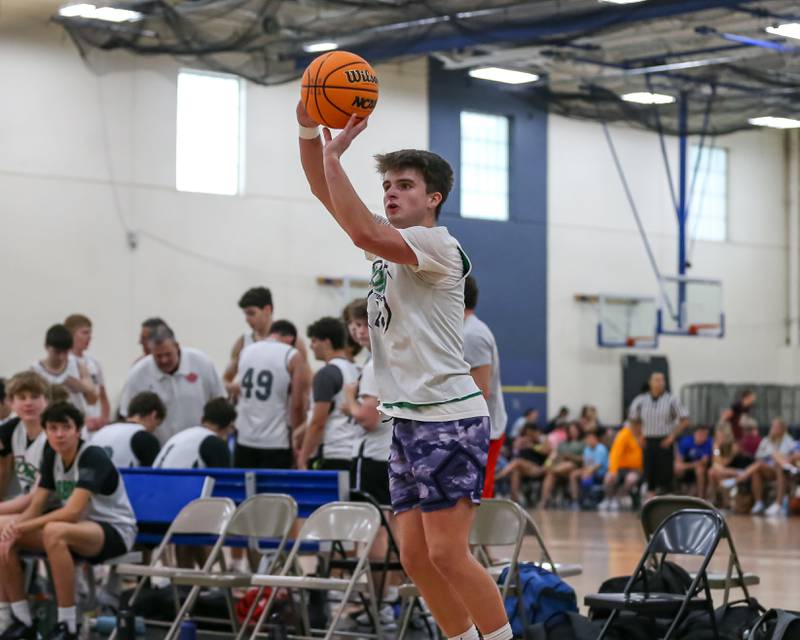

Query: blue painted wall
left=427, top=59, right=548, bottom=427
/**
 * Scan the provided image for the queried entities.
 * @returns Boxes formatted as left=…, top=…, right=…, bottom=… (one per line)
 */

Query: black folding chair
left=585, top=508, right=725, bottom=640
left=640, top=495, right=758, bottom=604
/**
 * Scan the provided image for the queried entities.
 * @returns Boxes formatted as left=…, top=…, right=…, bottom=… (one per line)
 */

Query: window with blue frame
left=459, top=111, right=509, bottom=221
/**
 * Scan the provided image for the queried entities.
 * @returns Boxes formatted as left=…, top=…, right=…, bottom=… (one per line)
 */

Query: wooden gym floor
left=527, top=509, right=800, bottom=611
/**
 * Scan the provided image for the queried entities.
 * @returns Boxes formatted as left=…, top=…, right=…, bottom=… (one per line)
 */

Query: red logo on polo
left=186, top=373, right=198, bottom=383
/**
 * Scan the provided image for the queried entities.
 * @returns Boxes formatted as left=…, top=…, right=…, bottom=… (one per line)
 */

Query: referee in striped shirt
left=628, top=372, right=689, bottom=497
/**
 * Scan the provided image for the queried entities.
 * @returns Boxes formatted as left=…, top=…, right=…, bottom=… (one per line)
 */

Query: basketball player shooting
left=296, top=101, right=512, bottom=640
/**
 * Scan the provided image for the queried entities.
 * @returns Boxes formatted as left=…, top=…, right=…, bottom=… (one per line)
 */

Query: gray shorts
left=388, top=416, right=490, bottom=514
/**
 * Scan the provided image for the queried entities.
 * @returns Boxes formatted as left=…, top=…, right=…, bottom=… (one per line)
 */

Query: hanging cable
left=687, top=84, right=717, bottom=262
left=645, top=74, right=679, bottom=215
left=601, top=121, right=676, bottom=320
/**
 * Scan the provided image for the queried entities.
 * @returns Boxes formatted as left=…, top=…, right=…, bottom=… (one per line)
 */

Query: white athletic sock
left=448, top=624, right=479, bottom=640
left=0, top=603, right=11, bottom=632
left=482, top=622, right=513, bottom=640
left=58, top=606, right=77, bottom=633
left=10, top=601, right=32, bottom=627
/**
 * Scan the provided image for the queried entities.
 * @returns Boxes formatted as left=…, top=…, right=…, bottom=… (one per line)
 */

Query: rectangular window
left=176, top=70, right=243, bottom=196
left=459, top=111, right=509, bottom=221
left=689, top=145, right=727, bottom=242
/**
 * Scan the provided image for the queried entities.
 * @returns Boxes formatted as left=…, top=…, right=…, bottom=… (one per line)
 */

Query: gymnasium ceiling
left=40, top=0, right=800, bottom=133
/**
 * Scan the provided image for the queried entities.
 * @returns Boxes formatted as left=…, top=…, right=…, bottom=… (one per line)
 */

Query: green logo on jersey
left=370, top=260, right=388, bottom=294
left=56, top=480, right=77, bottom=502
left=14, top=456, right=38, bottom=488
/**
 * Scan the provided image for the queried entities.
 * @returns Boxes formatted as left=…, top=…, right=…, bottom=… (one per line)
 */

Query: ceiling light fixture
left=303, top=42, right=338, bottom=53
left=765, top=23, right=800, bottom=41
left=599, top=0, right=648, bottom=5
left=468, top=67, right=539, bottom=84
left=748, top=116, right=800, bottom=129
left=621, top=91, right=675, bottom=105
left=58, top=3, right=142, bottom=22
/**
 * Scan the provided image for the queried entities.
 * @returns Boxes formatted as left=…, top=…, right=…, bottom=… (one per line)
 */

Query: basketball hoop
left=688, top=323, right=722, bottom=337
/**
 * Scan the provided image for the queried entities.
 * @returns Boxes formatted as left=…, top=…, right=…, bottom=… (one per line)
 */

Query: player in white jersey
left=297, top=318, right=359, bottom=471
left=297, top=103, right=510, bottom=640
left=89, top=392, right=164, bottom=468
left=154, top=398, right=235, bottom=469
left=462, top=277, right=508, bottom=499
left=233, top=324, right=310, bottom=469
left=64, top=315, right=110, bottom=432
left=31, top=325, right=96, bottom=415
left=0, top=373, right=48, bottom=636
left=0, top=402, right=137, bottom=640
left=223, top=287, right=274, bottom=398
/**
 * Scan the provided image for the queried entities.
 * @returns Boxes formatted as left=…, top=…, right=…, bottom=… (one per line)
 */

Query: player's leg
left=395, top=509, right=471, bottom=635
left=0, top=528, right=45, bottom=634
left=421, top=499, right=508, bottom=635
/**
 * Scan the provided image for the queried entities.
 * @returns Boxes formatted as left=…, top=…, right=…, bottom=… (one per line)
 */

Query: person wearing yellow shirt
left=599, top=418, right=644, bottom=511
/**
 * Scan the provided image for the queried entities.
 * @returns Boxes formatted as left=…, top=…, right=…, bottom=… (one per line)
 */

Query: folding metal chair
left=168, top=494, right=297, bottom=640
left=247, top=501, right=382, bottom=640
left=111, top=497, right=237, bottom=640
left=641, top=495, right=759, bottom=604
left=585, top=508, right=725, bottom=640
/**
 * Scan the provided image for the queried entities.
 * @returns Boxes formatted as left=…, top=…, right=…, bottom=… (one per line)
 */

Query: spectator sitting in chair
left=494, top=423, right=550, bottom=505
left=0, top=402, right=137, bottom=640
left=539, top=422, right=584, bottom=509
left=674, top=425, right=713, bottom=498
left=708, top=422, right=743, bottom=508
left=598, top=418, right=643, bottom=511
left=568, top=429, right=608, bottom=510
left=722, top=418, right=796, bottom=516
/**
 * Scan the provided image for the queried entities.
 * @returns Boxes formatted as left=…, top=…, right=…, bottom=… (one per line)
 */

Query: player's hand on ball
left=322, top=114, right=369, bottom=161
left=296, top=100, right=319, bottom=128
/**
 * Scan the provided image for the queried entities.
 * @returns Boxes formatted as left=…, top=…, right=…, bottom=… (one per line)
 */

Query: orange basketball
left=300, top=51, right=379, bottom=129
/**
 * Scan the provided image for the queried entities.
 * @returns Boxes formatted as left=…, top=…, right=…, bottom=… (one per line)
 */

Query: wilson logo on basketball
left=344, top=70, right=378, bottom=84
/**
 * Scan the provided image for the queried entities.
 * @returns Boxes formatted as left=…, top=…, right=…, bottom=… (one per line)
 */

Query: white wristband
left=298, top=124, right=320, bottom=140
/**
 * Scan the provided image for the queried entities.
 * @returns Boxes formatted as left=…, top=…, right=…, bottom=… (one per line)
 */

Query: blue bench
left=120, top=468, right=349, bottom=545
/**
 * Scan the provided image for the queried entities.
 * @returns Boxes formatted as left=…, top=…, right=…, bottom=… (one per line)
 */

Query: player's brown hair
left=64, top=314, right=92, bottom=333
left=342, top=299, right=368, bottom=324
left=374, top=149, right=454, bottom=219
left=6, top=371, right=48, bottom=400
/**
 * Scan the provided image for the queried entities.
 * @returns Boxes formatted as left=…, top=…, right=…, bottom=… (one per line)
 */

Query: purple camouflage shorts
left=388, top=416, right=490, bottom=514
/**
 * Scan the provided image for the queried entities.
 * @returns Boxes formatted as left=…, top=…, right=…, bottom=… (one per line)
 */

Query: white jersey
left=41, top=442, right=137, bottom=551
left=0, top=418, right=47, bottom=498
left=90, top=422, right=154, bottom=468
left=352, top=358, right=392, bottom=461
left=78, top=353, right=105, bottom=420
left=154, top=426, right=224, bottom=469
left=463, top=314, right=508, bottom=439
left=32, top=355, right=87, bottom=413
left=236, top=340, right=297, bottom=449
left=366, top=223, right=488, bottom=421
left=314, top=358, right=360, bottom=460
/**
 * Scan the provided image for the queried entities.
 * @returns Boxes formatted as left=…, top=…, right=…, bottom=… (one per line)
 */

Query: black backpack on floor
left=748, top=609, right=800, bottom=640
left=525, top=611, right=661, bottom=640
left=676, top=597, right=765, bottom=640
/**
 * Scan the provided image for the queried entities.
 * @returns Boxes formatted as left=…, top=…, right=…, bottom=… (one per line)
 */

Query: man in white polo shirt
left=119, top=325, right=225, bottom=444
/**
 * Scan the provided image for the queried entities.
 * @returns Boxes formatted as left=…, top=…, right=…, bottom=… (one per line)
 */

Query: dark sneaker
left=0, top=618, right=36, bottom=640
left=44, top=623, right=75, bottom=640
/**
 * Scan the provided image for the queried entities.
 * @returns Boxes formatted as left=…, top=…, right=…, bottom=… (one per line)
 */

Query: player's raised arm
left=297, top=101, right=335, bottom=215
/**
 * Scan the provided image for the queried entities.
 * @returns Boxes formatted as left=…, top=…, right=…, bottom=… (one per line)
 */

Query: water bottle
left=178, top=619, right=197, bottom=640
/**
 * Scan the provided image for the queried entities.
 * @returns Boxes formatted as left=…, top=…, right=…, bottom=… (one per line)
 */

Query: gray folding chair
left=169, top=494, right=298, bottom=640
left=247, top=501, right=382, bottom=640
left=641, top=495, right=759, bottom=604
left=112, top=497, right=237, bottom=640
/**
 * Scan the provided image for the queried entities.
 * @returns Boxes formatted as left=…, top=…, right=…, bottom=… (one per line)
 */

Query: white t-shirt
left=311, top=357, right=360, bottom=460
left=235, top=340, right=297, bottom=449
left=755, top=433, right=796, bottom=460
left=40, top=442, right=137, bottom=551
left=89, top=422, right=161, bottom=468
left=0, top=418, right=47, bottom=498
left=31, top=355, right=87, bottom=413
left=366, top=223, right=488, bottom=422
left=353, top=358, right=392, bottom=461
left=463, top=314, right=507, bottom=440
left=119, top=347, right=225, bottom=445
left=78, top=353, right=105, bottom=419
left=154, top=426, right=231, bottom=469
